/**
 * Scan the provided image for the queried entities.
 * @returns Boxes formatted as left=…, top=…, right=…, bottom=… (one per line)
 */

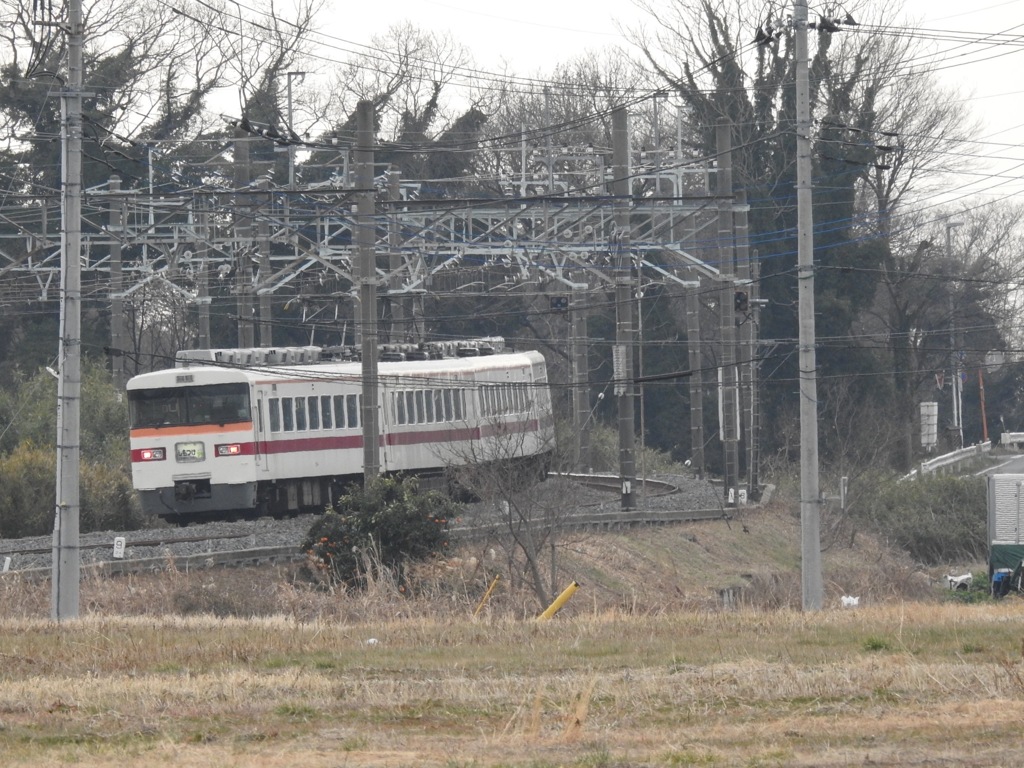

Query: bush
left=301, top=475, right=456, bottom=588
left=852, top=472, right=986, bottom=565
left=0, top=442, right=146, bottom=538
left=0, top=443, right=55, bottom=537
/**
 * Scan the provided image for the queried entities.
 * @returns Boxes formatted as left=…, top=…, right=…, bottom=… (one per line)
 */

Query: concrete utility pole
left=946, top=220, right=964, bottom=449
left=612, top=107, right=636, bottom=510
left=795, top=0, right=823, bottom=611
left=746, top=245, right=762, bottom=496
left=570, top=287, right=590, bottom=471
left=685, top=280, right=705, bottom=477
left=108, top=176, right=128, bottom=390
left=734, top=192, right=757, bottom=497
left=356, top=101, right=380, bottom=482
left=386, top=169, right=406, bottom=342
left=234, top=130, right=255, bottom=348
left=52, top=0, right=84, bottom=620
left=716, top=124, right=739, bottom=505
left=257, top=176, right=272, bottom=346
left=196, top=204, right=211, bottom=349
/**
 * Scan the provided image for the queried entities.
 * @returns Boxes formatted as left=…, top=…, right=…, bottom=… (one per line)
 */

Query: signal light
left=734, top=290, right=749, bottom=312
left=139, top=448, right=165, bottom=461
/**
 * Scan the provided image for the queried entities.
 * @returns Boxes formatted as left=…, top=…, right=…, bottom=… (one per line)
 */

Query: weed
left=274, top=702, right=318, bottom=719
left=862, top=636, right=891, bottom=652
left=662, top=749, right=719, bottom=766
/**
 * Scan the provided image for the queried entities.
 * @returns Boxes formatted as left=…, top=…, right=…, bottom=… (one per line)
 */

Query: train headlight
left=139, top=447, right=166, bottom=461
left=215, top=443, right=243, bottom=457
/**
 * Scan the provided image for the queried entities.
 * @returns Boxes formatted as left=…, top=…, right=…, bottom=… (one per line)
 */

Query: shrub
left=851, top=472, right=986, bottom=565
left=301, top=475, right=456, bottom=588
left=0, top=442, right=55, bottom=537
left=0, top=442, right=146, bottom=538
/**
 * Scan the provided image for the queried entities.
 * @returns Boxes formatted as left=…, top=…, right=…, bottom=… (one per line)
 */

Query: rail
left=2, top=475, right=749, bottom=577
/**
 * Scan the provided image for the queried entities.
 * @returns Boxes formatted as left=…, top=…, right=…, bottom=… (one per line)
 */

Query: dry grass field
left=3, top=603, right=1024, bottom=767
left=3, top=502, right=1021, bottom=766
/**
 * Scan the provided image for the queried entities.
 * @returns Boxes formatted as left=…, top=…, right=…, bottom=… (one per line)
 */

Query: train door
left=379, top=386, right=391, bottom=472
left=255, top=390, right=272, bottom=476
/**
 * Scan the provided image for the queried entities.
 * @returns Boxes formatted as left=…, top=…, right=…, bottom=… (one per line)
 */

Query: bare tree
left=445, top=421, right=571, bottom=608
left=124, top=280, right=199, bottom=373
left=857, top=203, right=1024, bottom=468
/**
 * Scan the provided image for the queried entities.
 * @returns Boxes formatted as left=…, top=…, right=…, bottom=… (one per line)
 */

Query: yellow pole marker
left=537, top=581, right=580, bottom=621
left=474, top=574, right=501, bottom=617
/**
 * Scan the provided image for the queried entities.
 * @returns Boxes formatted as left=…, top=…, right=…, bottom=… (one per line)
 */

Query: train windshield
left=128, top=383, right=251, bottom=428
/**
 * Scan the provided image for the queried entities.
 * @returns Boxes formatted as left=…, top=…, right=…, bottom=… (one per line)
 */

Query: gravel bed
left=0, top=474, right=726, bottom=573
left=0, top=515, right=316, bottom=573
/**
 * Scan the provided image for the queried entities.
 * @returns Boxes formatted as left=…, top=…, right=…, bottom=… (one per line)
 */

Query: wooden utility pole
left=52, top=0, right=84, bottom=620
left=795, top=0, right=823, bottom=611
left=356, top=101, right=380, bottom=482
left=612, top=107, right=636, bottom=510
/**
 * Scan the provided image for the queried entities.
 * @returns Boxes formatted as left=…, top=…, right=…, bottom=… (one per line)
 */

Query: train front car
left=127, top=367, right=259, bottom=523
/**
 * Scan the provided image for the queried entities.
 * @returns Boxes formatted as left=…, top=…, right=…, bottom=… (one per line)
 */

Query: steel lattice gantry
left=0, top=179, right=734, bottom=315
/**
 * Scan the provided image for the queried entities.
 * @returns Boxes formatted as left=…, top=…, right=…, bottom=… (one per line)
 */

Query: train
left=126, top=338, right=556, bottom=523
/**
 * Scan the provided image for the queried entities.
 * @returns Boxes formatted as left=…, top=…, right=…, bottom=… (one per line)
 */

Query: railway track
left=561, top=472, right=682, bottom=499
left=1, top=474, right=736, bottom=577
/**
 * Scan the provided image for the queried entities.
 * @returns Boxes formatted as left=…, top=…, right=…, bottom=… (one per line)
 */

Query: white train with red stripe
left=127, top=339, right=555, bottom=522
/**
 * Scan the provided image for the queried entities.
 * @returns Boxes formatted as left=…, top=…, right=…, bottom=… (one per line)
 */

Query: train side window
left=308, top=397, right=320, bottom=430
left=424, top=390, right=435, bottom=423
left=295, top=398, right=307, bottom=431
left=334, top=395, right=346, bottom=429
left=405, top=391, right=415, bottom=424
left=269, top=398, right=281, bottom=432
left=321, top=395, right=333, bottom=429
left=453, top=388, right=464, bottom=420
left=435, top=390, right=445, bottom=422
left=396, top=391, right=407, bottom=425
left=479, top=388, right=487, bottom=417
left=281, top=397, right=294, bottom=431
left=347, top=394, right=359, bottom=428
left=415, top=390, right=425, bottom=424
left=443, top=389, right=453, bottom=421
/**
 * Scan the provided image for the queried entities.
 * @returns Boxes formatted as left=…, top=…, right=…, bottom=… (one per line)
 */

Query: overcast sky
left=316, top=0, right=1024, bottom=207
